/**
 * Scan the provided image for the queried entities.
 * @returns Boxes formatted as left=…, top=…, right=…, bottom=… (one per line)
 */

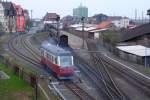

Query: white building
left=111, top=17, right=129, bottom=28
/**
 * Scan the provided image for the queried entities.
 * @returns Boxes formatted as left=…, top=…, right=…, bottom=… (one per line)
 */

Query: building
left=73, top=4, right=88, bottom=18
left=13, top=4, right=25, bottom=32
left=61, top=15, right=74, bottom=28
left=120, top=23, right=150, bottom=47
left=1, top=2, right=16, bottom=33
left=0, top=3, right=5, bottom=31
left=43, top=12, right=59, bottom=24
left=90, top=14, right=108, bottom=24
left=0, top=1, right=28, bottom=33
left=116, top=45, right=150, bottom=66
left=108, top=16, right=129, bottom=29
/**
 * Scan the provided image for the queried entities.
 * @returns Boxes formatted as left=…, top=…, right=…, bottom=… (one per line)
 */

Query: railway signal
left=56, top=15, right=60, bottom=42
left=147, top=9, right=150, bottom=22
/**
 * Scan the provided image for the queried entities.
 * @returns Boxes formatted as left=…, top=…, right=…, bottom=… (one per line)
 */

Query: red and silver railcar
left=41, top=41, right=75, bottom=79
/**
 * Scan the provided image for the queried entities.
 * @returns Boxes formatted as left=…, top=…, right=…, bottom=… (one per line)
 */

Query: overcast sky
left=10, top=0, right=150, bottom=19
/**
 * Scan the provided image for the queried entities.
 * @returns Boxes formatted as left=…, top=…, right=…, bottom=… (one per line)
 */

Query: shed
left=89, top=28, right=108, bottom=39
left=116, top=45, right=150, bottom=66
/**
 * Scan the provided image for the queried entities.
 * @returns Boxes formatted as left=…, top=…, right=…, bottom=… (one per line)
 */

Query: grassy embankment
left=0, top=62, right=34, bottom=100
left=0, top=34, right=46, bottom=100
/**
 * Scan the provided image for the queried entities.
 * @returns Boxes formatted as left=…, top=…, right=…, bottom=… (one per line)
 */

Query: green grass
left=0, top=62, right=34, bottom=100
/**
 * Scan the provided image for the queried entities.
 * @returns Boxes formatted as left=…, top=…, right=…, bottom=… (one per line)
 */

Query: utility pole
left=31, top=10, right=33, bottom=21
left=56, top=15, right=60, bottom=42
left=142, top=11, right=144, bottom=24
left=81, top=16, right=85, bottom=49
left=144, top=36, right=148, bottom=67
left=135, top=9, right=137, bottom=22
left=35, top=81, right=38, bottom=100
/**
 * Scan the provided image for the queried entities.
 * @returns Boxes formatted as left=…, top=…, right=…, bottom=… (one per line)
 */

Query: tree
left=25, top=19, right=32, bottom=31
left=0, top=22, right=4, bottom=32
left=102, top=30, right=121, bottom=45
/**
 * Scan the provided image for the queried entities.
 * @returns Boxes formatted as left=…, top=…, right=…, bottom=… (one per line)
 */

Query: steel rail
left=65, top=82, right=95, bottom=100
left=8, top=35, right=41, bottom=66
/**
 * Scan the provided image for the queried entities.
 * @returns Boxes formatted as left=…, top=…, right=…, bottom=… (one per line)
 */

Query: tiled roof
left=120, top=23, right=150, bottom=42
left=2, top=2, right=12, bottom=9
left=96, top=21, right=111, bottom=29
left=43, top=13, right=58, bottom=21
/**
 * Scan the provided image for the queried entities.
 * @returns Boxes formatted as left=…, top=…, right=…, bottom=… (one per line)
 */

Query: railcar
left=41, top=41, right=75, bottom=79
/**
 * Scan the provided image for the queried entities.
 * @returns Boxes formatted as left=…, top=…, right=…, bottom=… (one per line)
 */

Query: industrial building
left=73, top=4, right=88, bottom=18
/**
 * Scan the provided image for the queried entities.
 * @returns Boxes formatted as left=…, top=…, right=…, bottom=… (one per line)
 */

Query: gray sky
left=10, top=0, right=150, bottom=19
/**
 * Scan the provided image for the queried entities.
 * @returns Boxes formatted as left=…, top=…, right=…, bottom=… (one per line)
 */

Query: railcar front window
left=59, top=56, right=73, bottom=67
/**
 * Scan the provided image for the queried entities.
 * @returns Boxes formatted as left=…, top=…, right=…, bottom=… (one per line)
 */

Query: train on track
left=40, top=36, right=75, bottom=79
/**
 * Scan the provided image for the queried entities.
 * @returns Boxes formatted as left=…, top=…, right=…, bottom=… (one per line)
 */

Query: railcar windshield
left=59, top=56, right=73, bottom=67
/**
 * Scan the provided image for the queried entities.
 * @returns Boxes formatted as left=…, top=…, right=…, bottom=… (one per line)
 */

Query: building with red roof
left=43, top=12, right=59, bottom=24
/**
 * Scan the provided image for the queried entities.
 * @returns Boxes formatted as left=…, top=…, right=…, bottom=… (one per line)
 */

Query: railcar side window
left=52, top=57, right=55, bottom=64
left=41, top=49, right=44, bottom=56
left=47, top=54, right=51, bottom=60
left=55, top=57, right=58, bottom=64
left=44, top=51, right=47, bottom=57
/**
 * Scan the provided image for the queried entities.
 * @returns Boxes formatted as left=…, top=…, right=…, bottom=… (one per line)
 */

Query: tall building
left=73, top=4, right=88, bottom=18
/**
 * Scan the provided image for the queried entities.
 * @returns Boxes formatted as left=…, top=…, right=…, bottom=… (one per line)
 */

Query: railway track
left=8, top=35, right=41, bottom=66
left=64, top=82, right=95, bottom=100
left=92, top=54, right=127, bottom=100
left=9, top=34, right=96, bottom=100
left=74, top=53, right=127, bottom=100
left=83, top=39, right=150, bottom=99
left=101, top=55, right=150, bottom=97
left=73, top=39, right=128, bottom=100
left=21, top=35, right=41, bottom=61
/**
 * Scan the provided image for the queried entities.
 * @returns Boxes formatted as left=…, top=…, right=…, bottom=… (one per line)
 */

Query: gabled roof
left=121, top=23, right=150, bottom=42
left=43, top=13, right=58, bottom=21
left=13, top=4, right=24, bottom=16
left=2, top=2, right=12, bottom=10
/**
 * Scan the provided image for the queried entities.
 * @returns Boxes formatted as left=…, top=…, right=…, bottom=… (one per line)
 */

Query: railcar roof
left=41, top=41, right=72, bottom=56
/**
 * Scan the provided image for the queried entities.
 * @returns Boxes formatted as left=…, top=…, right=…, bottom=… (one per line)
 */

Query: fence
left=0, top=54, right=38, bottom=98
left=98, top=41, right=150, bottom=66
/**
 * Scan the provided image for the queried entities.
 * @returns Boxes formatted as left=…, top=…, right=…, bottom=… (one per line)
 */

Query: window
left=41, top=49, right=44, bottom=56
left=55, top=57, right=58, bottom=64
left=47, top=54, right=51, bottom=60
left=43, top=51, right=47, bottom=57
left=59, top=56, right=73, bottom=67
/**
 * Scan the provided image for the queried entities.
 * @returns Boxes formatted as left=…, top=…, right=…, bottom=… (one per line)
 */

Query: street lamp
left=144, top=36, right=148, bottom=67
left=81, top=16, right=85, bottom=49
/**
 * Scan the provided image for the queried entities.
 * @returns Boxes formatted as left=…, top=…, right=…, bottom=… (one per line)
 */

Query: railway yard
left=0, top=0, right=149, bottom=100
left=0, top=24, right=148, bottom=100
